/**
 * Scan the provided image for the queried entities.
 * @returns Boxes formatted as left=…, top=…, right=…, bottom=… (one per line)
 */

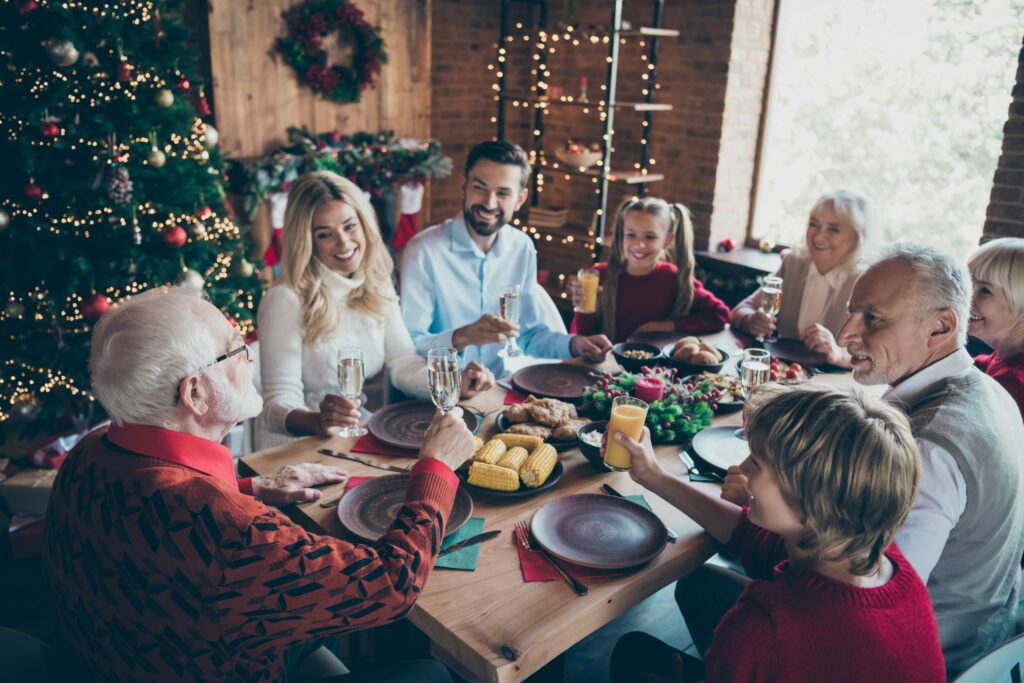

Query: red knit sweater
left=703, top=513, right=945, bottom=683
left=571, top=262, right=729, bottom=343
left=44, top=424, right=458, bottom=683
left=975, top=352, right=1024, bottom=420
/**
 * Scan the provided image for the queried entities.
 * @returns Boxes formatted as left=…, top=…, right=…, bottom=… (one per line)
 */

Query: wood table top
left=239, top=329, right=861, bottom=682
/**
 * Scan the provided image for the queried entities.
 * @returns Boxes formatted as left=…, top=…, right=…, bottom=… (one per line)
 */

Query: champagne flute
left=497, top=283, right=523, bottom=358
left=336, top=347, right=367, bottom=438
left=736, top=348, right=771, bottom=439
left=756, top=276, right=784, bottom=342
left=427, top=347, right=462, bottom=415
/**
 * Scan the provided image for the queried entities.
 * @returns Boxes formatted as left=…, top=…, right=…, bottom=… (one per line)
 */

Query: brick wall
left=984, top=34, right=1024, bottom=241
left=429, top=0, right=775, bottom=257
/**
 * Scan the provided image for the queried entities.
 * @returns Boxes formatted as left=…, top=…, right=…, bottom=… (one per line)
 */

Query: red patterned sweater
left=975, top=352, right=1024, bottom=420
left=702, top=511, right=945, bottom=682
left=44, top=424, right=458, bottom=683
left=571, top=262, right=730, bottom=343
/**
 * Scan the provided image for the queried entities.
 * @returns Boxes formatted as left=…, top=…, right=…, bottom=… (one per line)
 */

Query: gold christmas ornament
left=44, top=37, right=79, bottom=67
left=0, top=208, right=9, bottom=232
left=175, top=268, right=205, bottom=290
left=234, top=259, right=255, bottom=277
left=147, top=148, right=166, bottom=168
left=192, top=223, right=207, bottom=238
left=155, top=88, right=174, bottom=108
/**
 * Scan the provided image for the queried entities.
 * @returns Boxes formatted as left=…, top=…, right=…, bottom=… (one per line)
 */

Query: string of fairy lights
left=1, top=0, right=257, bottom=422
left=487, top=22, right=663, bottom=300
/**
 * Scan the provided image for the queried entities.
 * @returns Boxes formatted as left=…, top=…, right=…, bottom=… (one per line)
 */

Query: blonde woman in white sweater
left=256, top=172, right=493, bottom=448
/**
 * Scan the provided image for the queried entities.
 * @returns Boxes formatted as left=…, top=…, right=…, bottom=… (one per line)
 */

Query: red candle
left=634, top=376, right=664, bottom=403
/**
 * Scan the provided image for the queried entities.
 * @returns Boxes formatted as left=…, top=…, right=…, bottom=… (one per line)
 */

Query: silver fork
left=514, top=521, right=589, bottom=596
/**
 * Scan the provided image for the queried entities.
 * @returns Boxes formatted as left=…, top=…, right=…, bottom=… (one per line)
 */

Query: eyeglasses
left=173, top=343, right=252, bottom=404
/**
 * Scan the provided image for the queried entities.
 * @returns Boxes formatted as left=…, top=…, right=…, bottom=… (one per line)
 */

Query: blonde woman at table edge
left=730, top=189, right=880, bottom=368
left=256, top=171, right=493, bottom=448
left=608, top=384, right=944, bottom=683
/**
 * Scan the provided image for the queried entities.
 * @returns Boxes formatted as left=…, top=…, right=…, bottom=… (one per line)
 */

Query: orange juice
left=578, top=269, right=600, bottom=313
left=603, top=397, right=648, bottom=470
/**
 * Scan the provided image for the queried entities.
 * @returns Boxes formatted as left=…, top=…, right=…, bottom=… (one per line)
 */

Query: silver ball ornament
left=203, top=124, right=219, bottom=149
left=45, top=38, right=79, bottom=67
left=175, top=268, right=205, bottom=290
left=0, top=209, right=9, bottom=233
left=234, top=259, right=255, bottom=277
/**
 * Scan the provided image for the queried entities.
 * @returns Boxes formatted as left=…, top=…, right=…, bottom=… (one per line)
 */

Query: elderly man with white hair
left=44, top=285, right=470, bottom=683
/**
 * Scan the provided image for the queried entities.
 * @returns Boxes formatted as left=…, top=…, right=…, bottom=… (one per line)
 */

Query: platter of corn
left=458, top=433, right=563, bottom=498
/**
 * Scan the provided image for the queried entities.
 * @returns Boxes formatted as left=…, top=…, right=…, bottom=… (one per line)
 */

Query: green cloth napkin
left=626, top=494, right=653, bottom=510
left=435, top=517, right=486, bottom=571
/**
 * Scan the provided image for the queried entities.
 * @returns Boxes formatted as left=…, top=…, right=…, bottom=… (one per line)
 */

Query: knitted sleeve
left=383, top=298, right=430, bottom=399
left=673, top=277, right=730, bottom=334
left=703, top=589, right=779, bottom=683
left=212, top=465, right=456, bottom=655
left=257, top=285, right=308, bottom=435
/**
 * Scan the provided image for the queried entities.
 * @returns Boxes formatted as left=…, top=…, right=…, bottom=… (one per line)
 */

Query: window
left=751, top=0, right=1023, bottom=257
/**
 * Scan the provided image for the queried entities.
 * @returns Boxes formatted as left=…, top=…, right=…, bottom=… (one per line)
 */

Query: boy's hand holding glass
left=599, top=427, right=665, bottom=487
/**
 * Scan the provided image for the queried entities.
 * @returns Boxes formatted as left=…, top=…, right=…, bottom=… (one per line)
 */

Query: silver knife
left=318, top=448, right=412, bottom=473
left=602, top=483, right=678, bottom=543
left=438, top=530, right=502, bottom=557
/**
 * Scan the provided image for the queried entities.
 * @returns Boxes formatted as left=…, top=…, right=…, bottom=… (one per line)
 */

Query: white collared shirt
left=796, top=263, right=851, bottom=334
left=889, top=347, right=972, bottom=583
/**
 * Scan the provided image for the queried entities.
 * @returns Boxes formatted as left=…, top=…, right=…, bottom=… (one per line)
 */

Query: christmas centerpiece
left=581, top=366, right=719, bottom=444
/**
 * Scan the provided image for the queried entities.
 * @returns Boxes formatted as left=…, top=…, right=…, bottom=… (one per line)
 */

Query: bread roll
left=694, top=350, right=719, bottom=365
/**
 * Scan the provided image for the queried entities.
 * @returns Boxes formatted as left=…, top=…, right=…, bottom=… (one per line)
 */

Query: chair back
left=953, top=633, right=1024, bottom=683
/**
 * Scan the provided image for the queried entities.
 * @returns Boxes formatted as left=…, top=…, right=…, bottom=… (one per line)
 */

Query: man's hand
left=720, top=465, right=749, bottom=506
left=460, top=361, right=495, bottom=398
left=633, top=320, right=676, bottom=335
left=799, top=323, right=850, bottom=367
left=316, top=394, right=361, bottom=436
left=452, top=314, right=519, bottom=351
left=419, top=407, right=476, bottom=472
left=570, top=333, right=613, bottom=361
left=252, top=463, right=348, bottom=505
left=743, top=311, right=776, bottom=337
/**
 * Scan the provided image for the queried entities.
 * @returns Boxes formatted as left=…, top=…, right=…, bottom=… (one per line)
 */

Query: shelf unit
left=496, top=0, right=678, bottom=256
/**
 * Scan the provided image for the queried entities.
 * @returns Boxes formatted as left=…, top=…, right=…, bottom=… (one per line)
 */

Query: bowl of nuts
left=612, top=342, right=663, bottom=373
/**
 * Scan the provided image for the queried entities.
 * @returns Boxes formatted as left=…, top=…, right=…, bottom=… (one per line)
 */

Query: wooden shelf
left=500, top=94, right=672, bottom=112
left=621, top=27, right=680, bottom=38
left=543, top=164, right=664, bottom=185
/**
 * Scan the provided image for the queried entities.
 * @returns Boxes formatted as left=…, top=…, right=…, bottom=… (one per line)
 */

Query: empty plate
left=510, top=364, right=594, bottom=401
left=529, top=493, right=667, bottom=569
left=337, top=474, right=473, bottom=541
left=690, top=425, right=750, bottom=472
left=368, top=400, right=481, bottom=451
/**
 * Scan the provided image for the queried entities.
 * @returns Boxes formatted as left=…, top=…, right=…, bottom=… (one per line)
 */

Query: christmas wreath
left=275, top=0, right=387, bottom=104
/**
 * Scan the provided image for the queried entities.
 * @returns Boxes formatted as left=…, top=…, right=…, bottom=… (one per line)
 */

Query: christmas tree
left=0, top=0, right=261, bottom=428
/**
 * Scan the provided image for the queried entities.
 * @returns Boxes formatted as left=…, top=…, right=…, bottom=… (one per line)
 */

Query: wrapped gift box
left=0, top=468, right=58, bottom=516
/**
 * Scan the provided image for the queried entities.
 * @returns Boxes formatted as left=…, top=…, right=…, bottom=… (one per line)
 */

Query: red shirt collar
left=106, top=423, right=237, bottom=487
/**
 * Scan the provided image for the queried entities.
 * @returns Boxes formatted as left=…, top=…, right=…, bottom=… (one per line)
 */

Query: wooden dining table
left=239, top=329, right=858, bottom=683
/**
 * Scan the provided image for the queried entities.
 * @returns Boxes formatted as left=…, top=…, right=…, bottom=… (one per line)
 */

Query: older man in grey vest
left=836, top=243, right=1024, bottom=677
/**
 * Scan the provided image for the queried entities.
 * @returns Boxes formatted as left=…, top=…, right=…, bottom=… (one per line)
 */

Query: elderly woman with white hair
left=968, top=237, right=1024, bottom=418
left=730, top=189, right=880, bottom=367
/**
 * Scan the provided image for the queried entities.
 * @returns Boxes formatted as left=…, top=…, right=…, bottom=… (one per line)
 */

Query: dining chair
left=952, top=633, right=1024, bottom=683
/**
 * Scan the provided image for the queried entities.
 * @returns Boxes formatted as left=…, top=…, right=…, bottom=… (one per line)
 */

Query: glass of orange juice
left=577, top=269, right=600, bottom=314
left=603, top=396, right=649, bottom=471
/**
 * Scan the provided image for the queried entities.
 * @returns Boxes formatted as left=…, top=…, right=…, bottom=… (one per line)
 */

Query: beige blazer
left=737, top=254, right=859, bottom=340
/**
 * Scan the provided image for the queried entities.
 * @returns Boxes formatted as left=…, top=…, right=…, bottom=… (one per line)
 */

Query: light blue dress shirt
left=399, top=214, right=573, bottom=376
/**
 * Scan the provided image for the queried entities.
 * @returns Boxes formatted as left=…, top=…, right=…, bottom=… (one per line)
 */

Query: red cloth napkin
left=344, top=475, right=374, bottom=491
left=514, top=533, right=627, bottom=581
left=504, top=388, right=528, bottom=405
left=352, top=432, right=418, bottom=458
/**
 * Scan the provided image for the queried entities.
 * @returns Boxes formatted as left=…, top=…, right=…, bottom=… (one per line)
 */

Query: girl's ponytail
left=667, top=203, right=696, bottom=318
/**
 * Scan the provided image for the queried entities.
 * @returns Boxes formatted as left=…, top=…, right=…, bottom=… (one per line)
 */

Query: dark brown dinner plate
left=337, top=474, right=473, bottom=541
left=690, top=425, right=750, bottom=472
left=457, top=461, right=563, bottom=501
left=763, top=338, right=828, bottom=369
left=368, top=400, right=481, bottom=451
left=510, top=363, right=593, bottom=401
left=529, top=493, right=668, bottom=569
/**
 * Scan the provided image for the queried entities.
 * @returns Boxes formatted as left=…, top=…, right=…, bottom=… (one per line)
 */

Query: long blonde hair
left=599, top=196, right=696, bottom=340
left=278, top=171, right=395, bottom=347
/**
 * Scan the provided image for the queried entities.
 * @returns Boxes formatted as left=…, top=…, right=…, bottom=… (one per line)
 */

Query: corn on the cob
left=496, top=446, right=529, bottom=471
left=473, top=438, right=507, bottom=465
left=472, top=436, right=485, bottom=454
left=494, top=432, right=544, bottom=451
left=467, top=461, right=521, bottom=491
left=520, top=443, right=557, bottom=488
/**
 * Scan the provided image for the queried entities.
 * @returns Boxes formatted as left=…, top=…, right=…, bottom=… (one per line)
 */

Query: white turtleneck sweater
left=255, top=262, right=429, bottom=449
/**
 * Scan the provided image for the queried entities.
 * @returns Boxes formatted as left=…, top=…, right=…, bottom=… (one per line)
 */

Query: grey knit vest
left=909, top=369, right=1024, bottom=677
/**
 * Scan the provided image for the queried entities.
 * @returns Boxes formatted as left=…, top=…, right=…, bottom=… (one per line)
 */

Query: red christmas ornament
left=116, top=60, right=132, bottom=83
left=162, top=225, right=187, bottom=248
left=40, top=122, right=60, bottom=138
left=82, top=294, right=111, bottom=322
left=226, top=315, right=238, bottom=328
left=196, top=95, right=211, bottom=117
left=196, top=205, right=213, bottom=220
left=177, top=75, right=191, bottom=91
left=17, top=0, right=38, bottom=14
left=717, top=238, right=736, bottom=253
left=24, top=182, right=43, bottom=201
